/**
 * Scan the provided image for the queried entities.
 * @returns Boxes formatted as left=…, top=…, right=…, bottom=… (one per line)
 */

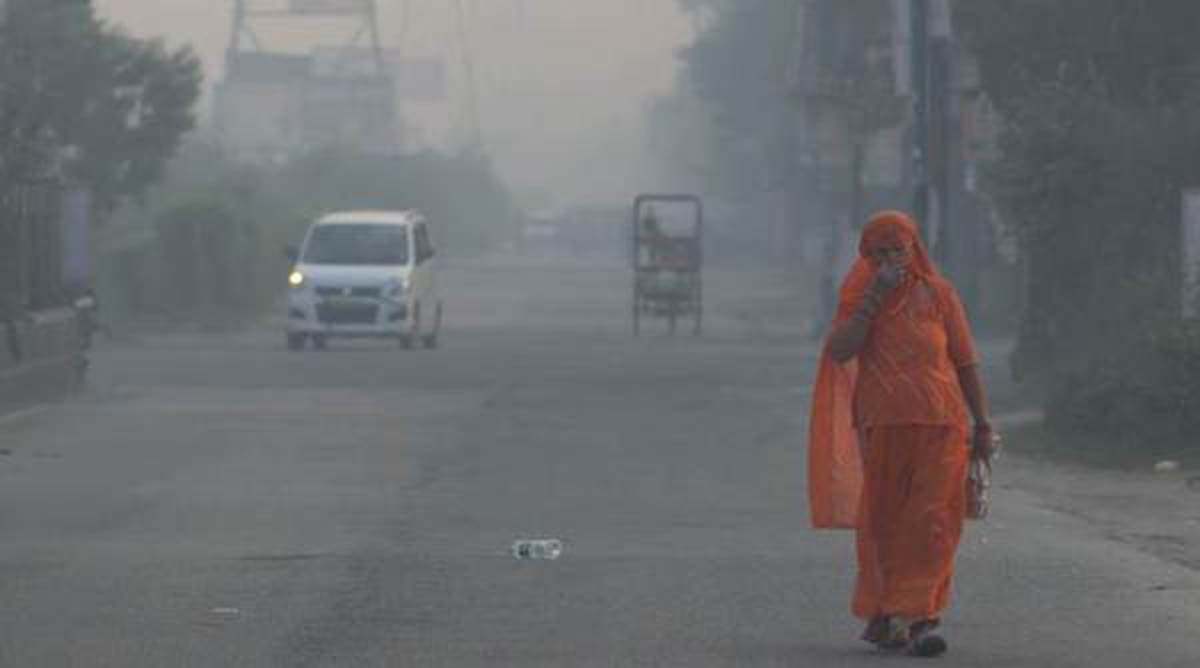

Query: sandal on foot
left=908, top=619, right=947, bottom=658
left=875, top=617, right=910, bottom=651
left=861, top=616, right=890, bottom=645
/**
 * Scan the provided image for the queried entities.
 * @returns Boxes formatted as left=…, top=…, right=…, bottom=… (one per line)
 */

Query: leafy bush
left=1044, top=320, right=1200, bottom=462
left=97, top=140, right=519, bottom=323
left=264, top=147, right=519, bottom=254
left=953, top=2, right=1200, bottom=462
left=151, top=197, right=274, bottom=319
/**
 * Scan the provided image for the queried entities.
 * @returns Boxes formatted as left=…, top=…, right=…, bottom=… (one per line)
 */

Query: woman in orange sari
left=808, top=210, right=996, bottom=657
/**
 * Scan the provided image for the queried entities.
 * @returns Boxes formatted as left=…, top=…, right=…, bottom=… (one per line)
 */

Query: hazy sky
left=93, top=1, right=695, bottom=207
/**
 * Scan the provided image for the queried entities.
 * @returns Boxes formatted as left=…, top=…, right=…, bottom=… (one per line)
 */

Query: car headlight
left=288, top=270, right=306, bottom=288
left=386, top=277, right=408, bottom=298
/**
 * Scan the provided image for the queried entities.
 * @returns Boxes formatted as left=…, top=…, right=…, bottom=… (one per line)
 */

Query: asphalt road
left=0, top=257, right=1197, bottom=667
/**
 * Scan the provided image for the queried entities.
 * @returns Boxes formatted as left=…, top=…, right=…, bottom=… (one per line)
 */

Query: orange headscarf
left=838, top=210, right=936, bottom=317
left=808, top=210, right=936, bottom=529
left=858, top=210, right=933, bottom=275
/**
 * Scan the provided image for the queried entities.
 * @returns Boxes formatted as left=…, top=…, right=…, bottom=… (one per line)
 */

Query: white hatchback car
left=285, top=210, right=443, bottom=351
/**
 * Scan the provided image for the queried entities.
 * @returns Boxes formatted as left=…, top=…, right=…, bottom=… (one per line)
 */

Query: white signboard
left=1182, top=188, right=1200, bottom=317
left=311, top=47, right=446, bottom=101
left=290, top=0, right=365, bottom=15
left=311, top=46, right=390, bottom=78
left=60, top=186, right=91, bottom=286
left=929, top=0, right=953, bottom=39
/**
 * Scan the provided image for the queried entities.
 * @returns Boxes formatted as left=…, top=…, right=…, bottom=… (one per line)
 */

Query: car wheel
left=286, top=333, right=307, bottom=351
left=426, top=301, right=443, bottom=349
left=400, top=302, right=421, bottom=351
left=311, top=334, right=327, bottom=351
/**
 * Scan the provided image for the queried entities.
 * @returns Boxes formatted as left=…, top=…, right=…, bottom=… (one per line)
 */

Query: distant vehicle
left=632, top=194, right=704, bottom=336
left=284, top=210, right=443, bottom=351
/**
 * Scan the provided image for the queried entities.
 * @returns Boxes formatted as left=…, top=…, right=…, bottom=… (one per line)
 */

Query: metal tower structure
left=217, top=0, right=398, bottom=160
left=227, top=0, right=387, bottom=79
left=452, top=0, right=482, bottom=149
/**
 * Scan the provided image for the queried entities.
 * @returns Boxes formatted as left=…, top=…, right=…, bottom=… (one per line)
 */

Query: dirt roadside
left=979, top=340, right=1200, bottom=577
left=995, top=433, right=1200, bottom=573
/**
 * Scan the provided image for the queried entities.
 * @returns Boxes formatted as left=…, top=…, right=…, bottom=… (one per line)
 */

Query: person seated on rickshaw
left=640, top=210, right=693, bottom=270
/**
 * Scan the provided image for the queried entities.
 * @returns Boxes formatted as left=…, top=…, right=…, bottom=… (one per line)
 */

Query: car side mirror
left=283, top=245, right=299, bottom=262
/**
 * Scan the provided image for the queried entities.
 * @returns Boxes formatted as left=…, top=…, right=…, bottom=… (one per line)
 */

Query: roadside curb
left=0, top=404, right=49, bottom=427
left=994, top=409, right=1044, bottom=430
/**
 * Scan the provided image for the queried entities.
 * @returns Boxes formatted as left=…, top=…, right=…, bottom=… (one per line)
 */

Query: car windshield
left=302, top=223, right=410, bottom=266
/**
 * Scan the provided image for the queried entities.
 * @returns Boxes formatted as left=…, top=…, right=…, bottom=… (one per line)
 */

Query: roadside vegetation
left=956, top=1, right=1200, bottom=462
left=0, top=1, right=520, bottom=326
left=651, top=1, right=1200, bottom=464
left=97, top=140, right=520, bottom=324
left=0, top=0, right=200, bottom=320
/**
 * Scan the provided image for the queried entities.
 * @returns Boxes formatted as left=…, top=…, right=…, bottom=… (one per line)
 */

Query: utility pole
left=907, top=0, right=955, bottom=266
left=452, top=0, right=482, bottom=149
left=928, top=0, right=953, bottom=270
left=910, top=0, right=930, bottom=241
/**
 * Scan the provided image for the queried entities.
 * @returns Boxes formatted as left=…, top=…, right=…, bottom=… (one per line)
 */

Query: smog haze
left=93, top=0, right=694, bottom=207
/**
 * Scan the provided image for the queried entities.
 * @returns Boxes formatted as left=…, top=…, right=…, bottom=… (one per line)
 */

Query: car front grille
left=315, top=285, right=383, bottom=298
left=316, top=302, right=379, bottom=325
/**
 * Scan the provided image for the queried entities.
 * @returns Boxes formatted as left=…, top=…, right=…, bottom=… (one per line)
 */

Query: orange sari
left=808, top=211, right=978, bottom=621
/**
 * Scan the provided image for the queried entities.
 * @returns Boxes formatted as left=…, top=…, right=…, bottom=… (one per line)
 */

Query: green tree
left=956, top=1, right=1200, bottom=456
left=0, top=0, right=202, bottom=207
left=675, top=1, right=801, bottom=202
left=0, top=0, right=201, bottom=317
left=956, top=1, right=1200, bottom=374
left=267, top=147, right=519, bottom=254
left=665, top=0, right=899, bottom=323
left=666, top=1, right=898, bottom=221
